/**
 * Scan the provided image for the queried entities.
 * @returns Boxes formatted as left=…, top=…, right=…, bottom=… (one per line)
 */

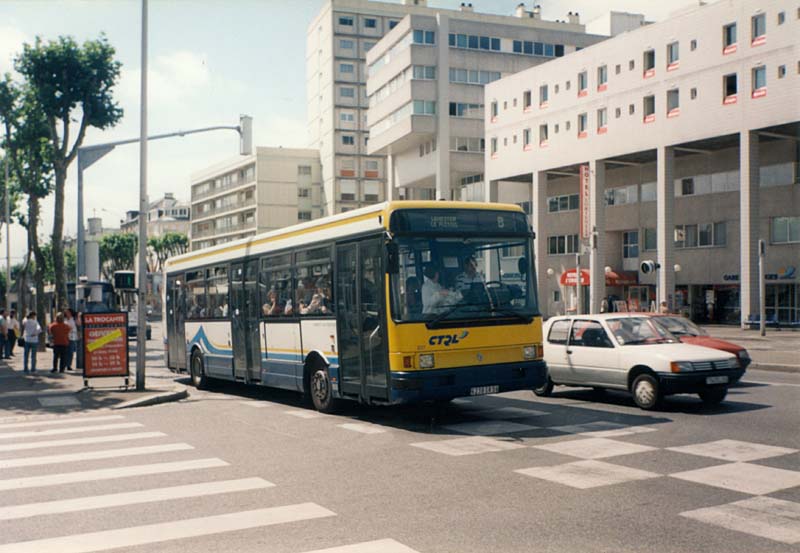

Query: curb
left=111, top=387, right=189, bottom=410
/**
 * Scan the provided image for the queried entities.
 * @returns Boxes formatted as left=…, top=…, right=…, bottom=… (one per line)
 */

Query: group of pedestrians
left=0, top=308, right=81, bottom=374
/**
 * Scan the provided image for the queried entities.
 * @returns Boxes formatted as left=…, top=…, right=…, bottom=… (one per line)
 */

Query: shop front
left=560, top=268, right=639, bottom=313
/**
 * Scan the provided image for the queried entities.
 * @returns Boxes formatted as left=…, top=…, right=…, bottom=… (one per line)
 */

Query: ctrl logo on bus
left=428, top=331, right=469, bottom=347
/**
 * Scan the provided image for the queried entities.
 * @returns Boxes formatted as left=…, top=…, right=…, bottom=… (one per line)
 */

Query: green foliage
left=147, top=232, right=189, bottom=272
left=99, top=233, right=137, bottom=280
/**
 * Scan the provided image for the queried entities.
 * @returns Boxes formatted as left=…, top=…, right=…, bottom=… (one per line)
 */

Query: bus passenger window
left=295, top=247, right=333, bottom=316
left=261, top=256, right=293, bottom=317
left=185, top=271, right=207, bottom=319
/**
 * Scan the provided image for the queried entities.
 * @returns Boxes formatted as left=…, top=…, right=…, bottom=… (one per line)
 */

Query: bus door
left=166, top=275, right=186, bottom=370
left=335, top=239, right=389, bottom=401
left=231, top=261, right=261, bottom=381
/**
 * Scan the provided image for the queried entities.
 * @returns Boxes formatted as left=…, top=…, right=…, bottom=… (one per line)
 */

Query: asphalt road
left=0, top=322, right=798, bottom=553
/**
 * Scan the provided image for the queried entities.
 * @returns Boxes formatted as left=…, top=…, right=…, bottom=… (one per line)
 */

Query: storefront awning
left=560, top=269, right=638, bottom=287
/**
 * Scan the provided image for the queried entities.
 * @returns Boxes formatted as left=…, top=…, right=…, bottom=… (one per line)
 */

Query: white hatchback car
left=537, top=314, right=745, bottom=410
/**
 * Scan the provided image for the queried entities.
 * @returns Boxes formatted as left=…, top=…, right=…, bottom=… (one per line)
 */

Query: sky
left=0, top=0, right=701, bottom=270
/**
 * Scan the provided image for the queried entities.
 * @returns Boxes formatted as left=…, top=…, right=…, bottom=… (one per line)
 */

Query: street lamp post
left=137, top=0, right=149, bottom=391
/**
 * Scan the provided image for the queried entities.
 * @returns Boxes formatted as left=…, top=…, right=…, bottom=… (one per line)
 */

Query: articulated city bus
left=164, top=201, right=546, bottom=412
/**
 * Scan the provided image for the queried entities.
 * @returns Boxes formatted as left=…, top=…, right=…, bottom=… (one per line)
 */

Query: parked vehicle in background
left=537, top=314, right=744, bottom=410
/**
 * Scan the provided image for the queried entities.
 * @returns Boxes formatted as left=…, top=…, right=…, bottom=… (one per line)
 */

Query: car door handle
left=566, top=349, right=573, bottom=354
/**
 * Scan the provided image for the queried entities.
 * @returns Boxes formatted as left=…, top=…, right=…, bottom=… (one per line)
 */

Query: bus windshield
left=390, top=235, right=538, bottom=325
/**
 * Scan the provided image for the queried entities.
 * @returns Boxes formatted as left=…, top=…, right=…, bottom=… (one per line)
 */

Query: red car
left=647, top=314, right=750, bottom=377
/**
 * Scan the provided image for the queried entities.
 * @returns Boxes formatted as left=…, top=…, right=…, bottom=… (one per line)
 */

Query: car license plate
left=706, top=376, right=728, bottom=385
left=470, top=385, right=499, bottom=396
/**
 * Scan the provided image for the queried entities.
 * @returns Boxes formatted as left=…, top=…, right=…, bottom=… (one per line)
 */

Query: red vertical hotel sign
left=579, top=164, right=591, bottom=239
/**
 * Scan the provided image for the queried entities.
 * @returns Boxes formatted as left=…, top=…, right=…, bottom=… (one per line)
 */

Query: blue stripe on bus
left=189, top=326, right=339, bottom=365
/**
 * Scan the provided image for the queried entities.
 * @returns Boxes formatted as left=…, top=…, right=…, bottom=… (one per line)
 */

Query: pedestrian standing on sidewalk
left=22, top=311, right=42, bottom=373
left=49, top=312, right=70, bottom=373
left=6, top=310, right=19, bottom=358
left=64, top=309, right=78, bottom=371
left=0, top=309, right=8, bottom=359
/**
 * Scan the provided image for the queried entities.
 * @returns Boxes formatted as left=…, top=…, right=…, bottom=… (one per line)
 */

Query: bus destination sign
left=83, top=312, right=129, bottom=380
left=390, top=209, right=530, bottom=235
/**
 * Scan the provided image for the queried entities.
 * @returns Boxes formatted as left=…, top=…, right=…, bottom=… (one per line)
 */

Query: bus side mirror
left=518, top=257, right=528, bottom=275
left=387, top=242, right=399, bottom=274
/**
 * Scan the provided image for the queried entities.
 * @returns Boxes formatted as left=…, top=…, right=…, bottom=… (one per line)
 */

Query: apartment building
left=485, top=0, right=800, bottom=325
left=120, top=193, right=190, bottom=237
left=365, top=6, right=605, bottom=202
left=189, top=147, right=323, bottom=251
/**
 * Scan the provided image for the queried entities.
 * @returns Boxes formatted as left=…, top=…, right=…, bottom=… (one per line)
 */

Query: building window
left=577, top=112, right=587, bottom=137
left=615, top=107, right=621, bottom=118
left=413, top=65, right=436, bottom=79
left=363, top=41, right=375, bottom=52
left=340, top=112, right=354, bottom=122
left=623, top=231, right=639, bottom=258
left=597, top=108, right=607, bottom=133
left=340, top=179, right=357, bottom=201
left=413, top=30, right=435, bottom=45
left=548, top=194, right=580, bottom=213
left=723, top=73, right=738, bottom=103
left=778, top=65, right=786, bottom=78
left=643, top=95, right=655, bottom=122
left=644, top=228, right=657, bottom=251
left=667, top=89, right=680, bottom=117
left=777, top=11, right=785, bottom=24
left=690, top=39, right=697, bottom=51
left=339, top=16, right=354, bottom=26
left=339, top=39, right=354, bottom=49
left=490, top=101, right=498, bottom=120
left=523, top=128, right=532, bottom=149
left=539, top=85, right=549, bottom=107
left=298, top=188, right=310, bottom=198
left=751, top=13, right=766, bottom=45
left=548, top=234, right=580, bottom=255
left=643, top=49, right=655, bottom=77
left=298, top=211, right=312, bottom=221
left=577, top=70, right=588, bottom=96
left=388, top=20, right=399, bottom=29
left=681, top=177, right=695, bottom=196
left=523, top=90, right=532, bottom=110
left=723, top=22, right=737, bottom=54
left=413, top=100, right=436, bottom=115
left=342, top=135, right=355, bottom=145
left=597, top=65, right=608, bottom=91
left=340, top=63, right=354, bottom=73
left=629, top=59, right=635, bottom=71
left=340, top=87, right=355, bottom=98
left=490, top=137, right=498, bottom=156
left=605, top=184, right=638, bottom=206
left=690, top=87, right=698, bottom=100
left=448, top=68, right=500, bottom=84
left=629, top=103, right=635, bottom=115
left=615, top=63, right=621, bottom=74
left=752, top=65, right=767, bottom=97
left=667, top=41, right=679, bottom=70
left=364, top=18, right=376, bottom=28
left=298, top=165, right=312, bottom=175
left=449, top=136, right=484, bottom=153
left=539, top=124, right=549, bottom=146
left=449, top=102, right=482, bottom=118
left=771, top=216, right=800, bottom=243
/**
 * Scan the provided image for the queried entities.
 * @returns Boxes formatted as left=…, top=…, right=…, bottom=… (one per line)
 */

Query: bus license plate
left=470, top=385, right=499, bottom=396
left=706, top=376, right=728, bottom=385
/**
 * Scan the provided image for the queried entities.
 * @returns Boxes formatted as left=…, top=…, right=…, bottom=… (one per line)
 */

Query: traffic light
left=640, top=260, right=661, bottom=274
left=239, top=115, right=253, bottom=156
left=114, top=271, right=136, bottom=290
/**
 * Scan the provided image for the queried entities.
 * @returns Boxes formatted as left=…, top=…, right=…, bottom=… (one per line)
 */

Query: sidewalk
left=701, top=324, right=800, bottom=372
left=0, top=344, right=188, bottom=419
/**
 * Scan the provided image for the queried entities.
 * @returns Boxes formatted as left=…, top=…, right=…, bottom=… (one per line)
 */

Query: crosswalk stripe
left=0, top=415, right=125, bottom=430
left=0, top=458, right=228, bottom=491
left=0, top=502, right=336, bottom=553
left=301, top=539, right=421, bottom=552
left=0, top=431, right=166, bottom=453
left=0, top=422, right=143, bottom=441
left=0, top=477, right=274, bottom=521
left=0, top=443, right=194, bottom=469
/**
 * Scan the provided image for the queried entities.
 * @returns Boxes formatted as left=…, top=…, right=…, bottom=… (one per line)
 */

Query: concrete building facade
left=189, top=147, right=323, bottom=251
left=485, top=0, right=800, bottom=326
left=365, top=7, right=604, bottom=202
left=121, top=193, right=191, bottom=238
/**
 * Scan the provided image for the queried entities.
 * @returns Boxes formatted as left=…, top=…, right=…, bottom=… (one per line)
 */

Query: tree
left=147, top=232, right=188, bottom=273
left=99, top=232, right=137, bottom=281
left=15, top=35, right=123, bottom=310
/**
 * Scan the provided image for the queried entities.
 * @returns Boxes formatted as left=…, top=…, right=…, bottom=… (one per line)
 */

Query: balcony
left=191, top=198, right=256, bottom=223
left=192, top=219, right=256, bottom=239
left=192, top=176, right=256, bottom=202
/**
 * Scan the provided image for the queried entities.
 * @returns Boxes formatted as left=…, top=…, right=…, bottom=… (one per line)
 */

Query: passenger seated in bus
left=405, top=276, right=422, bottom=316
left=264, top=289, right=284, bottom=316
left=284, top=299, right=294, bottom=316
left=315, top=278, right=331, bottom=311
left=302, top=294, right=326, bottom=315
left=421, top=264, right=451, bottom=315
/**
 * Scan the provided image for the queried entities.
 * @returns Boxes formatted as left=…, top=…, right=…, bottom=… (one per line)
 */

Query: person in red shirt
left=49, top=313, right=71, bottom=373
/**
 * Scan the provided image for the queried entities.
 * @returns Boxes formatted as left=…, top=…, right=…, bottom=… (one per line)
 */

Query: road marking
left=411, top=436, right=526, bottom=456
left=38, top=396, right=81, bottom=407
left=0, top=431, right=166, bottom=453
left=284, top=410, right=325, bottom=419
left=671, top=462, right=800, bottom=495
left=667, top=439, right=797, bottom=462
left=516, top=460, right=660, bottom=489
left=0, top=443, right=194, bottom=469
left=681, top=496, right=800, bottom=544
left=0, top=422, right=143, bottom=441
left=338, top=423, right=387, bottom=435
left=478, top=407, right=549, bottom=419
left=580, top=426, right=658, bottom=438
left=534, top=437, right=658, bottom=459
left=302, top=539, right=420, bottom=553
left=0, top=503, right=335, bottom=553
left=0, top=415, right=125, bottom=430
left=549, top=421, right=628, bottom=435
left=0, top=477, right=274, bottom=521
left=442, top=420, right=538, bottom=436
left=239, top=401, right=270, bottom=408
left=0, top=458, right=228, bottom=491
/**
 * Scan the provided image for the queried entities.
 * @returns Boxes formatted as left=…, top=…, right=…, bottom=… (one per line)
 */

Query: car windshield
left=654, top=316, right=707, bottom=336
left=606, top=316, right=679, bottom=345
left=389, top=235, right=538, bottom=325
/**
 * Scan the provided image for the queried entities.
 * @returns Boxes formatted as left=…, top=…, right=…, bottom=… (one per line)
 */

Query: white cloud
left=0, top=25, right=28, bottom=76
left=118, top=50, right=211, bottom=107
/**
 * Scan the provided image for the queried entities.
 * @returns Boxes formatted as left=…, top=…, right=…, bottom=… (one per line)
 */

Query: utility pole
left=136, top=0, right=148, bottom=391
left=759, top=239, right=766, bottom=337
left=3, top=155, right=9, bottom=310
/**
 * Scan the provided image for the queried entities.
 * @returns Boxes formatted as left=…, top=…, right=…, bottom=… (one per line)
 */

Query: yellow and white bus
left=164, top=201, right=546, bottom=411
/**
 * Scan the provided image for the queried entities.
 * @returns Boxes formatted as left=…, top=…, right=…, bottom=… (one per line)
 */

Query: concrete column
left=531, top=171, right=549, bottom=316
left=657, top=145, right=675, bottom=310
left=589, top=160, right=606, bottom=314
left=385, top=154, right=399, bottom=201
left=434, top=14, right=451, bottom=200
left=740, top=130, right=760, bottom=327
left=485, top=179, right=499, bottom=203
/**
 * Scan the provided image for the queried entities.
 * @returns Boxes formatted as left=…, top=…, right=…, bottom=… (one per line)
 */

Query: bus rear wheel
left=310, top=366, right=338, bottom=414
left=190, top=350, right=209, bottom=390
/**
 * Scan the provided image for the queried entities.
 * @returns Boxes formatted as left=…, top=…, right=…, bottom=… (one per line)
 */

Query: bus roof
left=166, top=200, right=525, bottom=273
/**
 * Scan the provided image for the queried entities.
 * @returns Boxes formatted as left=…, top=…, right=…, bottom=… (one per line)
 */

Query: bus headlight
left=419, top=354, right=435, bottom=369
left=523, top=346, right=538, bottom=360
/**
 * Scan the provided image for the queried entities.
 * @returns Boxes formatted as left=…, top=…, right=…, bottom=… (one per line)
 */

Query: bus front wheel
left=310, top=366, right=338, bottom=414
left=190, top=350, right=209, bottom=390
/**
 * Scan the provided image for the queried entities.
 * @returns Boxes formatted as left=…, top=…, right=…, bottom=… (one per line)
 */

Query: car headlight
left=737, top=350, right=750, bottom=360
left=523, top=345, right=537, bottom=360
left=419, top=354, right=435, bottom=369
left=670, top=361, right=694, bottom=373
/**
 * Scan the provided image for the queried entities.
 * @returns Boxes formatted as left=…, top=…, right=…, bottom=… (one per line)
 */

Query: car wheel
left=698, top=386, right=728, bottom=405
left=533, top=376, right=554, bottom=397
left=310, top=366, right=338, bottom=413
left=632, top=374, right=660, bottom=410
left=190, top=350, right=209, bottom=390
